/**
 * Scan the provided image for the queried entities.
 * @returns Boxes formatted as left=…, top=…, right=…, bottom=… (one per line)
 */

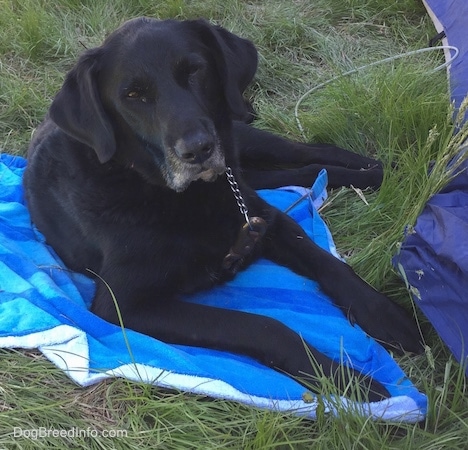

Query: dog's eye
left=188, top=64, right=201, bottom=76
left=126, top=90, right=148, bottom=103
left=174, top=57, right=206, bottom=88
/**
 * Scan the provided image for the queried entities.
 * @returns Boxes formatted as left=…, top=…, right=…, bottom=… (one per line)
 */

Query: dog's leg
left=258, top=209, right=422, bottom=355
left=234, top=122, right=383, bottom=189
left=241, top=165, right=383, bottom=190
left=92, top=281, right=390, bottom=401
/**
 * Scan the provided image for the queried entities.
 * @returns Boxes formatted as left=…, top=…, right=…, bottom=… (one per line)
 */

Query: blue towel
left=0, top=154, right=426, bottom=422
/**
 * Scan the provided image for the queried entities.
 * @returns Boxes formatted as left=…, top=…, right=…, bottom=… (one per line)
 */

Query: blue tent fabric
left=395, top=0, right=468, bottom=374
left=394, top=158, right=468, bottom=371
left=423, top=0, right=468, bottom=117
left=0, top=154, right=426, bottom=422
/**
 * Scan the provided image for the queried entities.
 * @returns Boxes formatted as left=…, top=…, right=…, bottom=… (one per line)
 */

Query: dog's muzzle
left=165, top=149, right=226, bottom=192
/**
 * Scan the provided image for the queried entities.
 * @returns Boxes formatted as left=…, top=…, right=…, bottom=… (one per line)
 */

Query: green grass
left=1, top=0, right=468, bottom=448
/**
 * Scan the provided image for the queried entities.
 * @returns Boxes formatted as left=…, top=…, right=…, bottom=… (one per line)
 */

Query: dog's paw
left=291, top=342, right=391, bottom=402
left=349, top=292, right=423, bottom=355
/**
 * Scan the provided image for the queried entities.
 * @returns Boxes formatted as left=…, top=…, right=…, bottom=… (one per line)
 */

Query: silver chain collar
left=225, top=166, right=251, bottom=227
left=223, top=166, right=268, bottom=272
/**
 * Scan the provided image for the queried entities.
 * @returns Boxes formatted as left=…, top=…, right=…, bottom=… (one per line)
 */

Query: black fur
left=23, top=18, right=421, bottom=401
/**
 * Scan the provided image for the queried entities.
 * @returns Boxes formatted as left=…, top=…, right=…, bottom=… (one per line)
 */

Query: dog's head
left=49, top=18, right=257, bottom=191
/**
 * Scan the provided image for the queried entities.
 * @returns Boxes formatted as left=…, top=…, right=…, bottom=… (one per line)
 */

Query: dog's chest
left=96, top=173, right=261, bottom=292
left=148, top=181, right=258, bottom=291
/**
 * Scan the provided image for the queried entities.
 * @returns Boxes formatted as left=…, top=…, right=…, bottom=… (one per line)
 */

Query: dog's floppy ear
left=49, top=48, right=116, bottom=163
left=194, top=21, right=258, bottom=121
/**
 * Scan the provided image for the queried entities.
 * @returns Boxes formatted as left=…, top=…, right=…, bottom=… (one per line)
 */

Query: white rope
left=294, top=45, right=460, bottom=138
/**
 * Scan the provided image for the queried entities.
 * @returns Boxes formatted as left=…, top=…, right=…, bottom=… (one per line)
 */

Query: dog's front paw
left=349, top=293, right=422, bottom=355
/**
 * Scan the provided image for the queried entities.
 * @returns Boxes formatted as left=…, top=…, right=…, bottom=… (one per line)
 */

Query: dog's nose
left=174, top=131, right=214, bottom=164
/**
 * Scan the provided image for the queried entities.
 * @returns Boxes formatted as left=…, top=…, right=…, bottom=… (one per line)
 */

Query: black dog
left=23, top=18, right=421, bottom=401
